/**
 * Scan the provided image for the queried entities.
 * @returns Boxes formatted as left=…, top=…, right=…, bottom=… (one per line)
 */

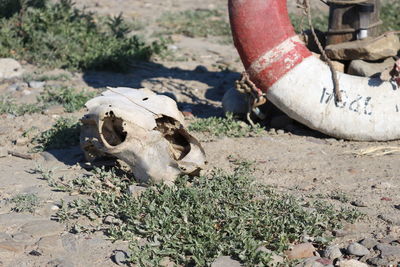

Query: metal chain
left=235, top=72, right=267, bottom=126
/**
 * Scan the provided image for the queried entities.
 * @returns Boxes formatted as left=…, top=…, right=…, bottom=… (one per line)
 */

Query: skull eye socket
left=102, top=111, right=127, bottom=146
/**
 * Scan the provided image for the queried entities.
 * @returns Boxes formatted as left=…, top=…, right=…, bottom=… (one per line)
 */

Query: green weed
left=0, top=95, right=42, bottom=116
left=32, top=117, right=80, bottom=152
left=38, top=86, right=96, bottom=113
left=188, top=113, right=264, bottom=138
left=289, top=13, right=329, bottom=33
left=381, top=0, right=400, bottom=32
left=158, top=9, right=230, bottom=38
left=47, top=162, right=362, bottom=266
left=0, top=0, right=167, bottom=71
left=10, top=193, right=40, bottom=213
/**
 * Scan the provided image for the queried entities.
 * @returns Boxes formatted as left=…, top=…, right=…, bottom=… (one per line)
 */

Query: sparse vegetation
left=158, top=9, right=230, bottom=38
left=289, top=12, right=329, bottom=33
left=10, top=193, right=40, bottom=213
left=32, top=117, right=80, bottom=152
left=38, top=86, right=96, bottom=113
left=381, top=0, right=400, bottom=32
left=0, top=0, right=167, bottom=71
left=189, top=113, right=264, bottom=138
left=0, top=95, right=42, bottom=116
left=32, top=161, right=363, bottom=266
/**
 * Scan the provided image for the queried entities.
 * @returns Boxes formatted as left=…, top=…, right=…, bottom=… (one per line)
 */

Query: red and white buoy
left=229, top=0, right=400, bottom=141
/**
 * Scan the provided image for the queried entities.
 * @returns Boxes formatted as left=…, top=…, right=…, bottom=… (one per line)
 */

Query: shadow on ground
left=82, top=61, right=241, bottom=118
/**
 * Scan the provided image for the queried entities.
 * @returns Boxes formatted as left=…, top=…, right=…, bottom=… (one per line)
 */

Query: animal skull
left=80, top=87, right=206, bottom=184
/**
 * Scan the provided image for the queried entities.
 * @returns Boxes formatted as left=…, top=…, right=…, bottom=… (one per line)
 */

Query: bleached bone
left=80, top=87, right=206, bottom=184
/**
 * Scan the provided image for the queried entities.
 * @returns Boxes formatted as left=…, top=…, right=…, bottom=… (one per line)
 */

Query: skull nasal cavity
left=102, top=113, right=127, bottom=146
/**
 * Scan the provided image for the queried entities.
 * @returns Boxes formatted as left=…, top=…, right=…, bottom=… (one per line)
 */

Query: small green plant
left=22, top=72, right=71, bottom=82
left=0, top=95, right=43, bottom=116
left=10, top=193, right=40, bottom=213
left=51, top=162, right=362, bottom=266
left=188, top=113, right=264, bottom=138
left=0, top=0, right=167, bottom=71
left=32, top=117, right=80, bottom=152
left=289, top=13, right=329, bottom=33
left=381, top=0, right=400, bottom=32
left=158, top=9, right=230, bottom=38
left=38, top=86, right=96, bottom=112
left=329, top=190, right=349, bottom=203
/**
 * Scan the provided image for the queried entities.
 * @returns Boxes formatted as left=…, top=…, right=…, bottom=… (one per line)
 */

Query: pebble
left=276, top=129, right=285, bottom=135
left=347, top=242, right=370, bottom=256
left=359, top=238, right=378, bottom=249
left=285, top=243, right=316, bottom=260
left=128, top=185, right=147, bottom=198
left=367, top=257, right=390, bottom=266
left=337, top=259, right=368, bottom=267
left=113, top=250, right=129, bottom=265
left=20, top=220, right=64, bottom=238
left=211, top=256, right=242, bottom=267
left=323, top=245, right=342, bottom=260
left=28, top=81, right=46, bottom=89
left=194, top=65, right=208, bottom=73
left=0, top=58, right=23, bottom=80
left=296, top=256, right=324, bottom=267
left=375, top=243, right=400, bottom=259
left=350, top=200, right=368, bottom=207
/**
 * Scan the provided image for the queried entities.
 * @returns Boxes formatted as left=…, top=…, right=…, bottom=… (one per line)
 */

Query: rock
left=326, top=33, right=400, bottom=61
left=347, top=242, right=370, bottom=256
left=128, top=185, right=147, bottom=198
left=323, top=245, right=342, bottom=260
left=211, top=256, right=241, bottom=267
left=194, top=65, right=208, bottom=73
left=113, top=250, right=129, bottom=265
left=348, top=57, right=395, bottom=77
left=375, top=243, right=400, bottom=259
left=285, top=243, right=316, bottom=260
left=359, top=238, right=378, bottom=249
left=350, top=200, right=368, bottom=207
left=276, top=129, right=285, bottom=135
left=104, top=216, right=122, bottom=225
left=367, top=257, right=390, bottom=266
left=20, top=220, right=64, bottom=238
left=28, top=81, right=46, bottom=89
left=331, top=60, right=345, bottom=72
left=337, top=259, right=368, bottom=267
left=0, top=147, right=8, bottom=158
left=0, top=58, right=23, bottom=80
left=222, top=88, right=248, bottom=116
left=270, top=115, right=293, bottom=129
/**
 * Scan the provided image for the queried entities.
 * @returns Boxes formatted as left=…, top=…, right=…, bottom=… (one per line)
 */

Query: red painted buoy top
left=229, top=0, right=312, bottom=90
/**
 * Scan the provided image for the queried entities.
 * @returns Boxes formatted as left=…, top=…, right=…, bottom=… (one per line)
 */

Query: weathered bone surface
left=80, top=87, right=206, bottom=184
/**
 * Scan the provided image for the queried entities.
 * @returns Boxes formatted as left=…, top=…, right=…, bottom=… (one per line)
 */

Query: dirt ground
left=0, top=0, right=399, bottom=266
